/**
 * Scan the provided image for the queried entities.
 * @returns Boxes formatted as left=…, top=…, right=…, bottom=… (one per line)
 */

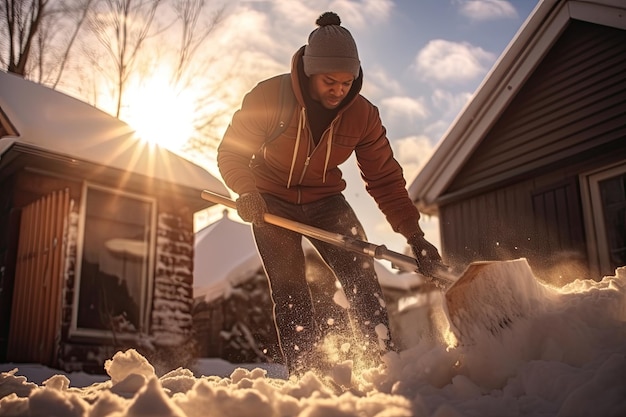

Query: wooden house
left=408, top=0, right=625, bottom=283
left=0, top=71, right=229, bottom=372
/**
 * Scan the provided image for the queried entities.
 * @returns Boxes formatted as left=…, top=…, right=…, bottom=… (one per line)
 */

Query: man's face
left=308, top=72, right=354, bottom=109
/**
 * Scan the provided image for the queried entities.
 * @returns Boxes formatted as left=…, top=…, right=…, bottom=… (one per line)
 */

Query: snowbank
left=1, top=267, right=625, bottom=417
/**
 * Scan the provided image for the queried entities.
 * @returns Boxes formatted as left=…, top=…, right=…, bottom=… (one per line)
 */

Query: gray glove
left=407, top=233, right=442, bottom=277
left=235, top=192, right=268, bottom=226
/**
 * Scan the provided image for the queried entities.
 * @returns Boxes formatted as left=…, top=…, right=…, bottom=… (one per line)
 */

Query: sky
left=185, top=0, right=542, bottom=257
left=1, top=264, right=625, bottom=416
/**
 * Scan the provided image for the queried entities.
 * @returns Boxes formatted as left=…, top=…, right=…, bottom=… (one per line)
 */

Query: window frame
left=580, top=161, right=626, bottom=277
left=70, top=182, right=157, bottom=340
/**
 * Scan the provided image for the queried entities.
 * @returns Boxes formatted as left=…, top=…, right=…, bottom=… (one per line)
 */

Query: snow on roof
left=193, top=210, right=425, bottom=302
left=408, top=0, right=626, bottom=214
left=0, top=70, right=228, bottom=196
left=193, top=210, right=261, bottom=301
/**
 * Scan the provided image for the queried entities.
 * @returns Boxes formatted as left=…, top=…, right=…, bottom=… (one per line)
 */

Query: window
left=580, top=163, right=626, bottom=277
left=72, top=184, right=156, bottom=339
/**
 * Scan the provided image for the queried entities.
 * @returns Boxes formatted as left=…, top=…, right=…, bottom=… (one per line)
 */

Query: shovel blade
left=444, top=258, right=542, bottom=344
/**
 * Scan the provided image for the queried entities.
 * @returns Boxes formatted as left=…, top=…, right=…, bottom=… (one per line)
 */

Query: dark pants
left=252, top=193, right=394, bottom=374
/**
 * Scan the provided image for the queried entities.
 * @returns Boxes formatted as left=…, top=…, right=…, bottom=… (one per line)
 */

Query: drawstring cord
left=287, top=106, right=306, bottom=188
left=323, top=123, right=334, bottom=183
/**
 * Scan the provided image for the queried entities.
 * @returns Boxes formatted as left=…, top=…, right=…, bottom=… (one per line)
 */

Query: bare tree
left=1, top=0, right=49, bottom=75
left=169, top=0, right=234, bottom=151
left=171, top=0, right=223, bottom=83
left=50, top=0, right=96, bottom=87
left=30, top=0, right=96, bottom=84
left=1, top=0, right=96, bottom=84
left=87, top=0, right=164, bottom=117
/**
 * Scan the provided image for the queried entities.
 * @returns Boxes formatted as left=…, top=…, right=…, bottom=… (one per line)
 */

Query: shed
left=408, top=0, right=625, bottom=283
left=0, top=71, right=229, bottom=372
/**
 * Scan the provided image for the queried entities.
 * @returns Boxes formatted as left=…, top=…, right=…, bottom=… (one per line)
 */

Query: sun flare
left=121, top=71, right=196, bottom=152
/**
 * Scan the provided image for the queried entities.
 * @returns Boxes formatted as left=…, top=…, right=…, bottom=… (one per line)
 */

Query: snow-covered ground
left=1, top=265, right=625, bottom=417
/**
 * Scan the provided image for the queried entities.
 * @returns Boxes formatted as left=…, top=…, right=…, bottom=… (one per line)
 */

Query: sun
left=121, top=71, right=196, bottom=152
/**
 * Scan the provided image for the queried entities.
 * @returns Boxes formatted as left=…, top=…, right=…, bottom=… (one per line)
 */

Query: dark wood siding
left=7, top=188, right=70, bottom=365
left=439, top=145, right=626, bottom=280
left=437, top=19, right=626, bottom=283
left=530, top=178, right=585, bottom=259
left=448, top=20, right=626, bottom=194
left=440, top=174, right=591, bottom=283
left=441, top=178, right=536, bottom=267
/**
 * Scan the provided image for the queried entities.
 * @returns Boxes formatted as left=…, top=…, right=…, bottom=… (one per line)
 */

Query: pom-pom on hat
left=303, top=12, right=360, bottom=78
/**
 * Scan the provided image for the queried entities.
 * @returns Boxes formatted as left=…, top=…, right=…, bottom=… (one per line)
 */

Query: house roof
left=408, top=0, right=626, bottom=215
left=0, top=70, right=229, bottom=197
left=193, top=210, right=262, bottom=301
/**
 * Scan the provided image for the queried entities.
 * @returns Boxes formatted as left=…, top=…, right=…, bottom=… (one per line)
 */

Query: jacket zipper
left=296, top=152, right=309, bottom=204
left=296, top=122, right=333, bottom=186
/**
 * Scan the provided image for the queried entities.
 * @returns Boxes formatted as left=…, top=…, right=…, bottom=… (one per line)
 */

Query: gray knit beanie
left=303, top=12, right=360, bottom=78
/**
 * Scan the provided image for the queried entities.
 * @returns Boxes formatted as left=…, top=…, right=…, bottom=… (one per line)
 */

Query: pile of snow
left=1, top=266, right=625, bottom=417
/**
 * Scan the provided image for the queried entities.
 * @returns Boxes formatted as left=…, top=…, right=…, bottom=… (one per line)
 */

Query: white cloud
left=457, top=0, right=518, bottom=21
left=361, top=67, right=403, bottom=99
left=431, top=88, right=473, bottom=124
left=214, top=7, right=272, bottom=50
left=212, top=9, right=290, bottom=79
left=381, top=96, right=429, bottom=121
left=392, top=135, right=435, bottom=181
left=413, top=39, right=495, bottom=84
left=268, top=0, right=392, bottom=31
left=271, top=0, right=320, bottom=30
left=423, top=119, right=450, bottom=144
left=431, top=88, right=471, bottom=111
left=326, top=0, right=394, bottom=29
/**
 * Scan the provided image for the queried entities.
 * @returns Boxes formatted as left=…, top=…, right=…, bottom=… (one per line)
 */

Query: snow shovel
left=201, top=190, right=542, bottom=344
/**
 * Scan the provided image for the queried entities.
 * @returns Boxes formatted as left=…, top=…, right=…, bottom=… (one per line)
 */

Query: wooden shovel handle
left=200, top=191, right=350, bottom=247
left=201, top=190, right=455, bottom=285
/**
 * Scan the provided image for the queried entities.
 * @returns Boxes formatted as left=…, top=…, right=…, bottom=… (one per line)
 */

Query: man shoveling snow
left=216, top=11, right=442, bottom=379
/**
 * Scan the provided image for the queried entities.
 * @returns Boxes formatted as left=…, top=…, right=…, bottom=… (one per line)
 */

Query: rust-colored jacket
left=217, top=47, right=420, bottom=238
